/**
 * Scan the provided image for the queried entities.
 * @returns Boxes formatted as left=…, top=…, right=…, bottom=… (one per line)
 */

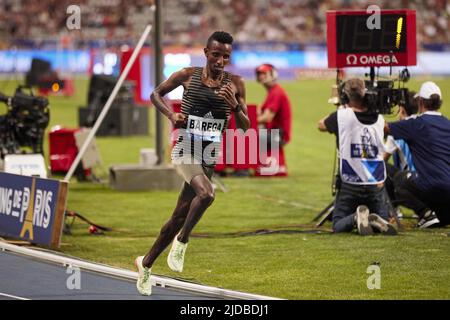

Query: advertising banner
left=0, top=172, right=68, bottom=248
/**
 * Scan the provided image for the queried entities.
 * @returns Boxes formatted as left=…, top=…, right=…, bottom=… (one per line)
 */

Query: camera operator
left=385, top=81, right=450, bottom=228
left=318, top=78, right=396, bottom=235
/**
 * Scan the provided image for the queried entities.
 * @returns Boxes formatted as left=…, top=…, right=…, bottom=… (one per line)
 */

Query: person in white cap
left=383, top=91, right=419, bottom=219
left=385, top=81, right=450, bottom=228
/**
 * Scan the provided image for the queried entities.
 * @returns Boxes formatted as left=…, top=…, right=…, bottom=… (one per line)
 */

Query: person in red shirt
left=256, top=64, right=292, bottom=176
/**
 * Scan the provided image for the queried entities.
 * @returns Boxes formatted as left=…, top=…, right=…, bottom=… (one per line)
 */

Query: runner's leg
left=142, top=182, right=195, bottom=268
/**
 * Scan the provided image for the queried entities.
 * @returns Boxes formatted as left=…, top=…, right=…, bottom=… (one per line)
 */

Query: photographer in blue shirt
left=384, top=91, right=418, bottom=218
left=386, top=81, right=450, bottom=228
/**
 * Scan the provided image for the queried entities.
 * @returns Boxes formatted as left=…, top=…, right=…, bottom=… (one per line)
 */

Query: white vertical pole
left=64, top=24, right=153, bottom=182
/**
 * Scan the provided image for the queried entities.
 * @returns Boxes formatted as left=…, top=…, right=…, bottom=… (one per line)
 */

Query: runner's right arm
left=150, top=68, right=193, bottom=127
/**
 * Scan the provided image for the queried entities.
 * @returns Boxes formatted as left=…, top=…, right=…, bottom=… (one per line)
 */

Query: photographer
left=385, top=81, right=450, bottom=228
left=318, top=78, right=396, bottom=235
left=384, top=91, right=419, bottom=218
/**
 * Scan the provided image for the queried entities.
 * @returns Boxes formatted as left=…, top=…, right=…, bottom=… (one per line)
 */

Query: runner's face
left=204, top=41, right=232, bottom=75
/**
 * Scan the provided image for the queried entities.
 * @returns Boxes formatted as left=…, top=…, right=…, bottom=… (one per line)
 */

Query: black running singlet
left=171, top=67, right=232, bottom=167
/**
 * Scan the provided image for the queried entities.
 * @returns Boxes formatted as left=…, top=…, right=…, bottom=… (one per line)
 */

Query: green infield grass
left=1, top=76, right=449, bottom=299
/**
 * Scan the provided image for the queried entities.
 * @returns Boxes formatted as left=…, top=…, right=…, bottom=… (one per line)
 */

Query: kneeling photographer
left=318, top=78, right=396, bottom=236
left=383, top=91, right=419, bottom=218
left=385, top=81, right=450, bottom=228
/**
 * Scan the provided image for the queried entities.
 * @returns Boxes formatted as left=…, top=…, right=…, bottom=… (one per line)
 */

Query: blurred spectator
left=0, top=0, right=449, bottom=48
left=256, top=63, right=292, bottom=176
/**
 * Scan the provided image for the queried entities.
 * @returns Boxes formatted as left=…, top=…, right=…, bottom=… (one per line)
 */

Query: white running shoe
left=135, top=256, right=152, bottom=296
left=356, top=205, right=373, bottom=236
left=167, top=236, right=188, bottom=272
left=368, top=213, right=398, bottom=235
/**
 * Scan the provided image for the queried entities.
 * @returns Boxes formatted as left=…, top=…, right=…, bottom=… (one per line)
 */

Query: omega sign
left=346, top=54, right=399, bottom=66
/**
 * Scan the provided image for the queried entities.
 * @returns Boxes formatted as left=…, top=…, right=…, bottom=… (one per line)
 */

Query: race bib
left=186, top=113, right=225, bottom=142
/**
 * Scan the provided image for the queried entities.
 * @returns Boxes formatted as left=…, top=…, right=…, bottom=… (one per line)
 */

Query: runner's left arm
left=218, top=76, right=250, bottom=130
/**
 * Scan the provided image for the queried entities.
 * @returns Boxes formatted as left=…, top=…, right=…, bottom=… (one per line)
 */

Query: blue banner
left=0, top=172, right=67, bottom=248
left=0, top=50, right=90, bottom=73
left=232, top=50, right=306, bottom=68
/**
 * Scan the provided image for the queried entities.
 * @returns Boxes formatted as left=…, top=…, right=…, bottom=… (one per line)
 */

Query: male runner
left=135, top=31, right=250, bottom=295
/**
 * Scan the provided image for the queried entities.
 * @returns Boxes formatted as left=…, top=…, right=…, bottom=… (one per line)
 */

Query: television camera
left=0, top=86, right=50, bottom=159
left=327, top=9, right=417, bottom=114
left=336, top=67, right=411, bottom=114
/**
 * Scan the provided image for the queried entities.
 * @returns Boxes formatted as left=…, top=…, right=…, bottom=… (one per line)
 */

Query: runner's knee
left=198, top=191, right=215, bottom=206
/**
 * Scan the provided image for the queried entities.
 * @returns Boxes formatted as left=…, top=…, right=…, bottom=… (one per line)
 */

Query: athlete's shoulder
left=176, top=67, right=197, bottom=79
left=168, top=67, right=197, bottom=87
left=226, top=72, right=244, bottom=83
left=227, top=73, right=245, bottom=92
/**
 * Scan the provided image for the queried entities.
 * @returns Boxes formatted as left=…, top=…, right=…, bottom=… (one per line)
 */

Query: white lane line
left=0, top=241, right=281, bottom=300
left=0, top=292, right=31, bottom=300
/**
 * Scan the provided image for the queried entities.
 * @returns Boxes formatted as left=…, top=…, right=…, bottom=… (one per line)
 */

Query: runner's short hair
left=207, top=31, right=233, bottom=48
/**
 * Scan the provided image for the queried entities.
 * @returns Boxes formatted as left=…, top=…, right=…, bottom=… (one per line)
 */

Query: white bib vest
left=338, top=108, right=386, bottom=185
left=186, top=113, right=225, bottom=142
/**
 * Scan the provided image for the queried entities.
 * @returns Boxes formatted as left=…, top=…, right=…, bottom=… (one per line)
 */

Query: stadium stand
left=0, top=0, right=448, bottom=48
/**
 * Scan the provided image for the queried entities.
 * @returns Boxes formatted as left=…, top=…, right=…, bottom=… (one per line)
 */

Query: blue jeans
left=332, top=182, right=389, bottom=233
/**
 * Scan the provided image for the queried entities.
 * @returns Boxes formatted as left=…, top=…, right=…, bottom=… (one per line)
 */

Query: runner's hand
left=217, top=83, right=239, bottom=111
left=169, top=113, right=187, bottom=128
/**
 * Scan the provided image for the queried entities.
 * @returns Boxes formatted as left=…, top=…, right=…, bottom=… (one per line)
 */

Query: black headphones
left=255, top=64, right=278, bottom=83
left=338, top=82, right=349, bottom=105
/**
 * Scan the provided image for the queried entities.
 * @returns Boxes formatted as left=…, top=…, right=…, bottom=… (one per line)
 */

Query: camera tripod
left=312, top=201, right=334, bottom=227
